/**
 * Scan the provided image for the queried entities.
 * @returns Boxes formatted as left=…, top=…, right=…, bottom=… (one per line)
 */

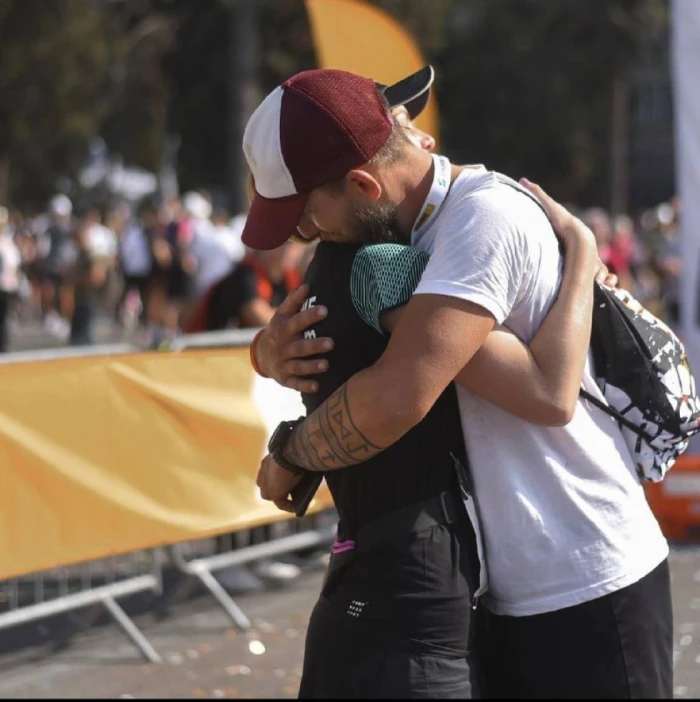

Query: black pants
left=298, top=519, right=481, bottom=699
left=481, top=558, right=673, bottom=699
left=300, top=596, right=476, bottom=699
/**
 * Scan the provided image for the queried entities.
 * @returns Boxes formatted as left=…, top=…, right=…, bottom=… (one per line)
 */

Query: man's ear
left=413, top=129, right=435, bottom=153
left=344, top=169, right=382, bottom=202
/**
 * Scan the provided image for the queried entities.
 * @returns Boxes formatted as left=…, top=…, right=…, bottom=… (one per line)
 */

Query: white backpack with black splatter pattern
left=581, top=283, right=700, bottom=482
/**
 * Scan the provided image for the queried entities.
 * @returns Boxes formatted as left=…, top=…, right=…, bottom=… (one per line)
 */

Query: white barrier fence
left=0, top=551, right=163, bottom=663
left=0, top=330, right=336, bottom=662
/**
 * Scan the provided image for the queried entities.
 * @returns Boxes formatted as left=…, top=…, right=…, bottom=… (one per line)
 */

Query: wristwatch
left=268, top=418, right=306, bottom=476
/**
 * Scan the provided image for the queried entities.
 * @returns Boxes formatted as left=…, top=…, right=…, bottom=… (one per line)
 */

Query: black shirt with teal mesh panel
left=297, top=242, right=482, bottom=689
left=301, top=241, right=468, bottom=536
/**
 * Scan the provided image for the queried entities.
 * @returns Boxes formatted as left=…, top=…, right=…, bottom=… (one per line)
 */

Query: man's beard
left=352, top=202, right=404, bottom=244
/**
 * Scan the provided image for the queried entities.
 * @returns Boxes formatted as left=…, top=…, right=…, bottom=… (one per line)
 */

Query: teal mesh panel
left=350, top=244, right=430, bottom=334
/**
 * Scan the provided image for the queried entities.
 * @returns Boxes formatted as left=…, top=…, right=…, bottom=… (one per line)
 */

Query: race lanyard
left=411, top=154, right=452, bottom=246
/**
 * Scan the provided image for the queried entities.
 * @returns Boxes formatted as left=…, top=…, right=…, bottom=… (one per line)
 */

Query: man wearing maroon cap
left=245, top=67, right=672, bottom=699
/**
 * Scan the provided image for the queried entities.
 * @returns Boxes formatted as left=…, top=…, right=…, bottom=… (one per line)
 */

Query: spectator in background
left=146, top=199, right=176, bottom=346
left=70, top=218, right=108, bottom=346
left=608, top=214, right=637, bottom=293
left=118, top=202, right=153, bottom=327
left=0, top=207, right=22, bottom=351
left=657, top=202, right=682, bottom=326
left=185, top=242, right=303, bottom=333
left=212, top=208, right=245, bottom=264
left=41, top=194, right=75, bottom=340
left=161, top=193, right=197, bottom=340
left=10, top=209, right=40, bottom=320
left=185, top=195, right=232, bottom=307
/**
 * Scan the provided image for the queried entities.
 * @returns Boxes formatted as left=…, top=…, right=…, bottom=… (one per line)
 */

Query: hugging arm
left=284, top=293, right=495, bottom=471
left=381, top=202, right=597, bottom=425
left=283, top=182, right=598, bottom=473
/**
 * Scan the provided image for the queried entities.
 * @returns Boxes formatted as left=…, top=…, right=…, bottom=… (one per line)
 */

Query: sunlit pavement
left=0, top=547, right=697, bottom=699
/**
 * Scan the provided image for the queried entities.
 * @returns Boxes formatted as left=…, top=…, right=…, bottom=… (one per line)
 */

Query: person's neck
left=392, top=151, right=462, bottom=242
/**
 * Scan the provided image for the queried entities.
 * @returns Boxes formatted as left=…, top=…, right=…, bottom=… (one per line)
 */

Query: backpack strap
left=494, top=173, right=548, bottom=217
left=579, top=387, right=656, bottom=444
left=494, top=173, right=609, bottom=417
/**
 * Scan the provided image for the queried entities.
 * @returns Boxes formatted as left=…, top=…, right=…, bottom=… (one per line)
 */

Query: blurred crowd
left=0, top=190, right=684, bottom=354
left=0, top=191, right=314, bottom=352
left=578, top=197, right=683, bottom=326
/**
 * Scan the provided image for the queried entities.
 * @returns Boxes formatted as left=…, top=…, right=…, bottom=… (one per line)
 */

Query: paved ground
left=0, top=546, right=698, bottom=699
left=0, top=567, right=324, bottom=700
left=669, top=545, right=700, bottom=699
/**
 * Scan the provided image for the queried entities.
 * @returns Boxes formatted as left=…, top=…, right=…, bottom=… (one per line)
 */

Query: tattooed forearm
left=284, top=382, right=387, bottom=472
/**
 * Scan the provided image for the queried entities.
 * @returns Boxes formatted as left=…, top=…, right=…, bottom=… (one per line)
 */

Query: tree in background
left=435, top=0, right=668, bottom=209
left=0, top=0, right=669, bottom=212
left=0, top=0, right=112, bottom=208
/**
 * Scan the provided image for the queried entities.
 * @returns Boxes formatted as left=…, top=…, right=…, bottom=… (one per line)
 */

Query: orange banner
left=306, top=0, right=440, bottom=146
left=0, top=348, right=332, bottom=580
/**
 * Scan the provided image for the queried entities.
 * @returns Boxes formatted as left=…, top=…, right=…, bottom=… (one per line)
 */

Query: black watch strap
left=268, top=419, right=306, bottom=476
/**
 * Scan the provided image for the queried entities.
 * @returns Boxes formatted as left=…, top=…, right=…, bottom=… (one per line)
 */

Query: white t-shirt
left=413, top=166, right=668, bottom=617
left=214, top=222, right=245, bottom=264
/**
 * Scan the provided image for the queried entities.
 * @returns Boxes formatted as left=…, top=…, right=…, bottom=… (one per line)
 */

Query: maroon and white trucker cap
left=242, top=68, right=395, bottom=251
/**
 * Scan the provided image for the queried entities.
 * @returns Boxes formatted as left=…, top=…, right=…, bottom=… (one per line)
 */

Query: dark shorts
left=298, top=519, right=481, bottom=699
left=481, top=558, right=673, bottom=699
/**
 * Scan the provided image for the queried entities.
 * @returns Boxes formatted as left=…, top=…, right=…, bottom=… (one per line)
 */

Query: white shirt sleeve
left=413, top=190, right=528, bottom=324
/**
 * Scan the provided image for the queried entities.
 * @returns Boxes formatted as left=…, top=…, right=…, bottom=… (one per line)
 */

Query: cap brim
left=377, top=65, right=434, bottom=120
left=241, top=191, right=309, bottom=250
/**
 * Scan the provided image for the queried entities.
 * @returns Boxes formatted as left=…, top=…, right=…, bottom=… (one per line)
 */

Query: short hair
left=369, top=122, right=410, bottom=167
left=369, top=90, right=411, bottom=167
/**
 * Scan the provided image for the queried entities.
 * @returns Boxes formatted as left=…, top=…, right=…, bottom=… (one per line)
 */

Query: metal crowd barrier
left=166, top=328, right=338, bottom=633
left=168, top=327, right=260, bottom=351
left=0, top=550, right=163, bottom=663
left=168, top=511, right=336, bottom=630
left=0, top=342, right=139, bottom=365
left=0, top=328, right=336, bottom=663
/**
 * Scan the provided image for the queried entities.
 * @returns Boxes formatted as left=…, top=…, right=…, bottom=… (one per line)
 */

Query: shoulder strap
left=494, top=173, right=548, bottom=216
left=579, top=388, right=656, bottom=443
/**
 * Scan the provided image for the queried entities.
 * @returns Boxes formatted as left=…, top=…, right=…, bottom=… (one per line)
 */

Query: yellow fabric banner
left=305, top=0, right=440, bottom=146
left=0, top=349, right=332, bottom=580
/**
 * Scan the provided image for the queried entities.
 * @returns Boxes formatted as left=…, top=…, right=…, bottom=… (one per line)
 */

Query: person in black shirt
left=197, top=246, right=302, bottom=331
left=287, top=195, right=599, bottom=698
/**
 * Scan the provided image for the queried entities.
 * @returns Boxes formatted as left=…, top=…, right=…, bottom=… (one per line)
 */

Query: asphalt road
left=0, top=546, right=698, bottom=699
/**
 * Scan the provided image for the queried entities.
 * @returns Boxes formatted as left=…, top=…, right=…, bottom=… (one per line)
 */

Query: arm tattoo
left=284, top=382, right=387, bottom=472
